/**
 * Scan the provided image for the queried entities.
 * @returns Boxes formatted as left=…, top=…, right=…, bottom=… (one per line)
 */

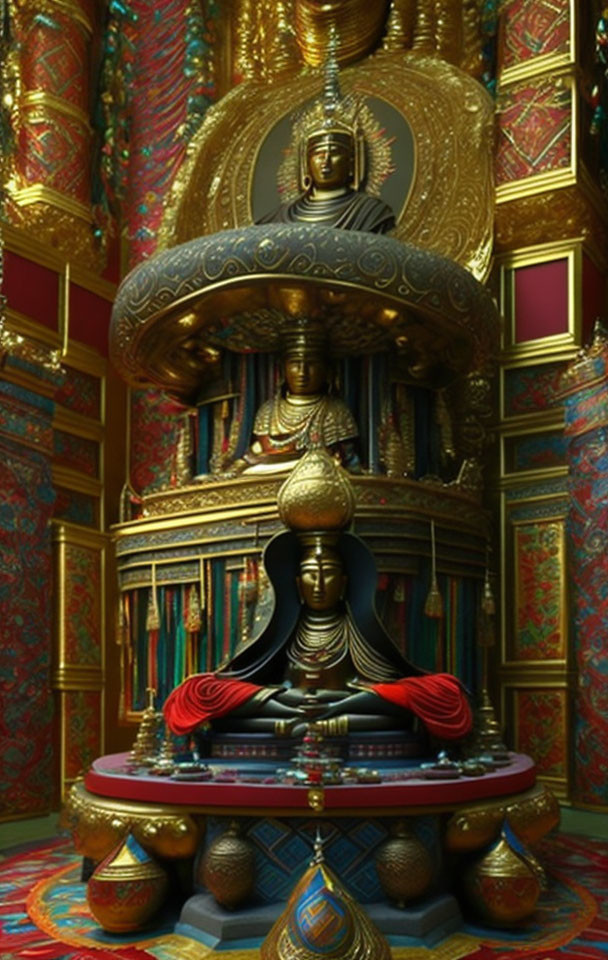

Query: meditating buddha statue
left=164, top=449, right=472, bottom=747
left=232, top=320, right=359, bottom=475
left=256, top=33, right=394, bottom=234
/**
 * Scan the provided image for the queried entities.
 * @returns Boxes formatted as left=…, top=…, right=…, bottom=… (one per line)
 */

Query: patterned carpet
left=1, top=832, right=607, bottom=959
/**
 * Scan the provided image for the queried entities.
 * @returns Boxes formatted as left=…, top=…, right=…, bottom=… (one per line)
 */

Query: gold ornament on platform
left=87, top=833, right=169, bottom=933
left=462, top=824, right=541, bottom=927
left=277, top=447, right=355, bottom=533
left=129, top=688, right=163, bottom=767
left=200, top=820, right=256, bottom=909
left=375, top=820, right=434, bottom=906
left=261, top=830, right=391, bottom=960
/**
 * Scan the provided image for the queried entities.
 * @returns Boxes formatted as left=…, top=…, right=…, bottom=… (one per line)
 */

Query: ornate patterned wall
left=1, top=224, right=118, bottom=814
left=496, top=0, right=608, bottom=804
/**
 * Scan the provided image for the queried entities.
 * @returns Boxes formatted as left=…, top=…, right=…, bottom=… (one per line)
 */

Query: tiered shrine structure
left=65, top=23, right=560, bottom=958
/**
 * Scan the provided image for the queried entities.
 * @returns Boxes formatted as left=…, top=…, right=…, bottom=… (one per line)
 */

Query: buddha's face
left=307, top=135, right=352, bottom=191
left=298, top=554, right=346, bottom=611
left=285, top=355, right=327, bottom=395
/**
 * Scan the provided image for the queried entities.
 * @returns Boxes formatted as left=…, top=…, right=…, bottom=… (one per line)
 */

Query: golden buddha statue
left=256, top=35, right=395, bottom=234
left=164, top=449, right=472, bottom=746
left=228, top=319, right=360, bottom=475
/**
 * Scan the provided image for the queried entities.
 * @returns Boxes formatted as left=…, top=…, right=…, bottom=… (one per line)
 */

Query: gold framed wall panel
left=499, top=351, right=576, bottom=425
left=501, top=680, right=573, bottom=797
left=498, top=240, right=582, bottom=359
left=497, top=0, right=576, bottom=88
left=500, top=491, right=569, bottom=669
left=500, top=425, right=568, bottom=480
left=52, top=523, right=107, bottom=801
left=495, top=69, right=577, bottom=203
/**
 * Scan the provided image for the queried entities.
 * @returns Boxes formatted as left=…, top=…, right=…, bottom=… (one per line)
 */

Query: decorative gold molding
left=444, top=784, right=560, bottom=852
left=11, top=185, right=92, bottom=222
left=498, top=407, right=569, bottom=434
left=3, top=224, right=117, bottom=301
left=0, top=364, right=57, bottom=399
left=63, top=781, right=203, bottom=862
left=44, top=0, right=93, bottom=34
left=0, top=318, right=63, bottom=374
left=498, top=50, right=574, bottom=88
left=498, top=468, right=568, bottom=490
left=500, top=422, right=567, bottom=480
left=4, top=308, right=58, bottom=348
left=52, top=465, right=102, bottom=497
left=52, top=666, right=104, bottom=691
left=20, top=90, right=91, bottom=128
left=54, top=406, right=104, bottom=439
left=495, top=180, right=608, bottom=266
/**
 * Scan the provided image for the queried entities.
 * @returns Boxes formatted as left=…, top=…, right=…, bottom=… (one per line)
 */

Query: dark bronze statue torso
left=259, top=189, right=395, bottom=234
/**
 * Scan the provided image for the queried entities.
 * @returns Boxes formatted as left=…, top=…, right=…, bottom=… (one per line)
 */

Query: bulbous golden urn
left=462, top=827, right=542, bottom=927
left=87, top=833, right=169, bottom=932
left=200, top=821, right=256, bottom=909
left=375, top=820, right=434, bottom=906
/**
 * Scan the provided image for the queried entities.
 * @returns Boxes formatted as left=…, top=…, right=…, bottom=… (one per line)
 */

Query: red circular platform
left=85, top=752, right=537, bottom=812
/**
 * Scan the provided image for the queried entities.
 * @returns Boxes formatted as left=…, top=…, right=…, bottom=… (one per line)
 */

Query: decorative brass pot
left=200, top=821, right=255, bottom=909
left=375, top=820, right=434, bottom=906
left=87, top=833, right=169, bottom=933
left=462, top=828, right=541, bottom=927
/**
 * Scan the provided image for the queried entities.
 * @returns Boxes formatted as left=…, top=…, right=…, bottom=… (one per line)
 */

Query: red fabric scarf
left=164, top=673, right=261, bottom=735
left=372, top=673, right=472, bottom=740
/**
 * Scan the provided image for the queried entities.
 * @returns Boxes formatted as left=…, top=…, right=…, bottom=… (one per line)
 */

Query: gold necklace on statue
left=287, top=612, right=349, bottom=669
left=267, top=393, right=327, bottom=450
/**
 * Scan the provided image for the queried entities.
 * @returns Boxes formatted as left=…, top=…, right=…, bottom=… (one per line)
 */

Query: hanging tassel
left=186, top=582, right=202, bottom=633
left=424, top=520, right=444, bottom=619
left=199, top=556, right=206, bottom=610
left=481, top=564, right=496, bottom=617
left=146, top=563, right=161, bottom=632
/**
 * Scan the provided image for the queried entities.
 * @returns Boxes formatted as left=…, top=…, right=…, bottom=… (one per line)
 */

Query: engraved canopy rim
left=110, top=224, right=500, bottom=403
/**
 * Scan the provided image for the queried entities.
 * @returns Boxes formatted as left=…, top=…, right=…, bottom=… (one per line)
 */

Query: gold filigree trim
left=0, top=318, right=63, bottom=373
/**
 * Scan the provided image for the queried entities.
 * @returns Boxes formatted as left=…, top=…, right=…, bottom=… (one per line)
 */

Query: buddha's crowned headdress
left=297, top=30, right=366, bottom=190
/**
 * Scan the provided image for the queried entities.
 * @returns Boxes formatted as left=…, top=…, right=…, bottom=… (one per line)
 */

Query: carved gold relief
left=160, top=54, right=494, bottom=282
left=112, top=225, right=498, bottom=401
left=230, top=0, right=487, bottom=78
left=134, top=474, right=491, bottom=536
left=0, top=318, right=63, bottom=374
left=62, top=780, right=203, bottom=862
left=444, top=784, right=560, bottom=853
left=495, top=183, right=608, bottom=267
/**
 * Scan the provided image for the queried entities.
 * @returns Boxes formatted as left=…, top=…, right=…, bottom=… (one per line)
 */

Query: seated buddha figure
left=164, top=449, right=472, bottom=745
left=233, top=319, right=360, bottom=475
left=256, top=39, right=394, bottom=234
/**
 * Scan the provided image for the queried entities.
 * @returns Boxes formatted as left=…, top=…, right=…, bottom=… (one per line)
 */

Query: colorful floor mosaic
left=1, top=833, right=608, bottom=959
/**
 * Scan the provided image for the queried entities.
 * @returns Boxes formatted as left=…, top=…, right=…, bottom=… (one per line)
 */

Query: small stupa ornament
left=261, top=829, right=390, bottom=959
left=277, top=447, right=355, bottom=532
